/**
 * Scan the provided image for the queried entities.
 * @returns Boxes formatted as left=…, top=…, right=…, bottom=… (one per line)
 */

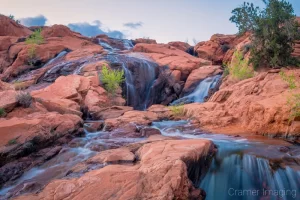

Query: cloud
left=68, top=20, right=124, bottom=38
left=123, top=22, right=143, bottom=29
left=20, top=15, right=47, bottom=27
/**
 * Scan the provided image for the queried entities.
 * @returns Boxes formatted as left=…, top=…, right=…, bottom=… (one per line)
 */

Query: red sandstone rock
left=0, top=15, right=32, bottom=37
left=184, top=69, right=300, bottom=139
left=168, top=41, right=191, bottom=52
left=133, top=43, right=211, bottom=76
left=16, top=139, right=213, bottom=200
left=194, top=33, right=250, bottom=64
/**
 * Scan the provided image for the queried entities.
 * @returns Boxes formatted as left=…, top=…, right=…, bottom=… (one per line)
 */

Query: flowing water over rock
left=0, top=128, right=145, bottom=199
left=171, top=74, right=221, bottom=105
left=152, top=120, right=300, bottom=200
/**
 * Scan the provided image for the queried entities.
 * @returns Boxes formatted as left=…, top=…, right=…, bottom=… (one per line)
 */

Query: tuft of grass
left=169, top=103, right=186, bottom=117
left=0, top=108, right=6, bottom=117
left=228, top=50, right=254, bottom=81
left=279, top=71, right=297, bottom=90
left=26, top=28, right=44, bottom=45
left=99, top=65, right=125, bottom=95
left=16, top=92, right=32, bottom=108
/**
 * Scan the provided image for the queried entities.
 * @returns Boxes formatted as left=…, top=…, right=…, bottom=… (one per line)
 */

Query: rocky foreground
left=0, top=14, right=300, bottom=199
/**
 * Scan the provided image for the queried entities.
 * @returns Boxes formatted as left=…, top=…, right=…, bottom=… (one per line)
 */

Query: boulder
left=105, top=110, right=159, bottom=130
left=168, top=41, right=191, bottom=52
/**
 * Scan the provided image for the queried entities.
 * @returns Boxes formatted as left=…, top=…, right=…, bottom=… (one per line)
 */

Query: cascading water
left=171, top=74, right=221, bottom=105
left=43, top=50, right=68, bottom=67
left=152, top=120, right=300, bottom=200
left=104, top=54, right=157, bottom=110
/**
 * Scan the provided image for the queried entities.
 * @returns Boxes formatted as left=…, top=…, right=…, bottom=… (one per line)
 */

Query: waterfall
left=98, top=40, right=116, bottom=53
left=43, top=51, right=68, bottom=67
left=200, top=151, right=300, bottom=200
left=171, top=74, right=221, bottom=105
left=122, top=39, right=134, bottom=50
left=105, top=54, right=157, bottom=110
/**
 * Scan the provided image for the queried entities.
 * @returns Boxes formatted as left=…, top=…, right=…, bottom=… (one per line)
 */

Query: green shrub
left=228, top=50, right=254, bottom=80
left=230, top=0, right=300, bottom=68
left=26, top=28, right=44, bottom=45
left=169, top=103, right=186, bottom=117
left=16, top=92, right=32, bottom=108
left=99, top=65, right=125, bottom=95
left=0, top=108, right=6, bottom=117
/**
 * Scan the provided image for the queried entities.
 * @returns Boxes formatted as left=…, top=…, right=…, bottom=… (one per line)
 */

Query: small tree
left=230, top=0, right=300, bottom=68
left=100, top=65, right=125, bottom=96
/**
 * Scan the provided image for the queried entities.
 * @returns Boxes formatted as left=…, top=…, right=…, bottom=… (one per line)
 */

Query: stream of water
left=171, top=74, right=221, bottom=105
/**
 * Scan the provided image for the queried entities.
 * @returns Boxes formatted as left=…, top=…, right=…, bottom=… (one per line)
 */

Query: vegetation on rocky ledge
left=99, top=65, right=125, bottom=96
left=230, top=0, right=300, bottom=68
left=227, top=50, right=254, bottom=80
left=25, top=28, right=44, bottom=65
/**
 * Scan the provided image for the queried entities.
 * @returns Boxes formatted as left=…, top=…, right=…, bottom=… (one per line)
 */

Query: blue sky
left=1, top=0, right=300, bottom=43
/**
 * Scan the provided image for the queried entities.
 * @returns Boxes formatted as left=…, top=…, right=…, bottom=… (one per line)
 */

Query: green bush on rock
left=99, top=65, right=125, bottom=95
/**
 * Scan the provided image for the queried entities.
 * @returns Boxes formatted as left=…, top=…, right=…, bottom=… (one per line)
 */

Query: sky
left=1, top=0, right=300, bottom=44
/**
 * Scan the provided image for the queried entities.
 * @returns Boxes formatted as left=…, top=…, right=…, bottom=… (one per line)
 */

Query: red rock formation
left=0, top=15, right=32, bottom=37
left=133, top=43, right=211, bottom=79
left=0, top=24, right=103, bottom=81
left=194, top=33, right=250, bottom=64
left=16, top=139, right=213, bottom=200
left=184, top=69, right=300, bottom=140
left=168, top=41, right=191, bottom=52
